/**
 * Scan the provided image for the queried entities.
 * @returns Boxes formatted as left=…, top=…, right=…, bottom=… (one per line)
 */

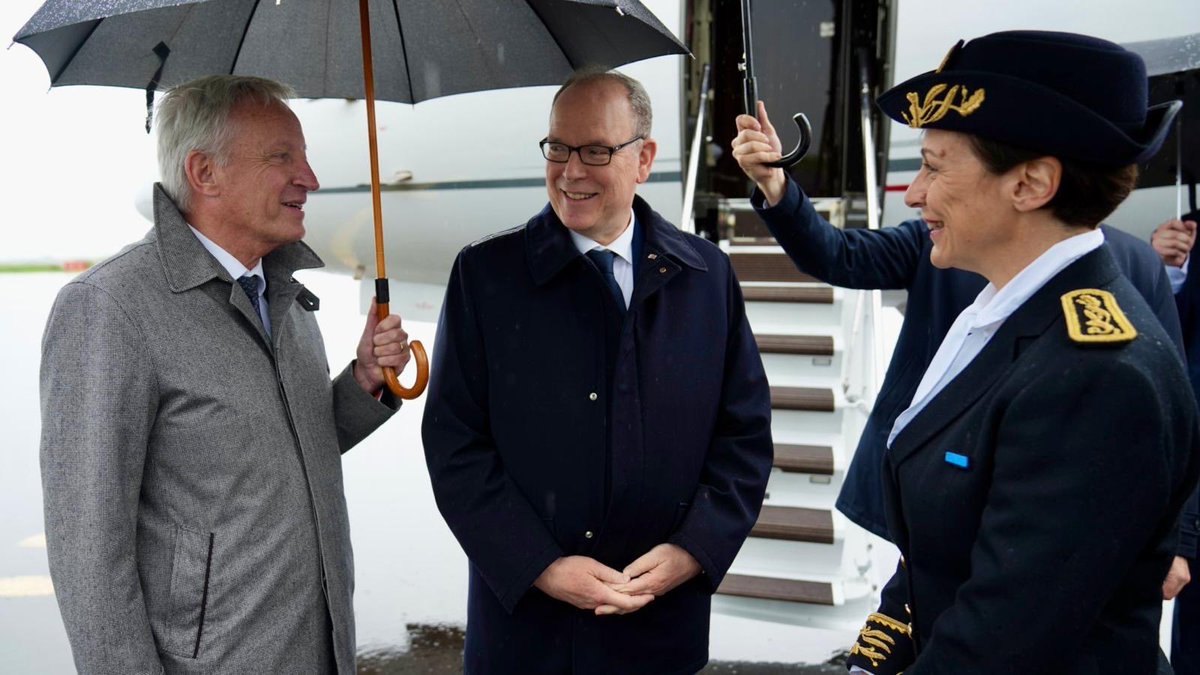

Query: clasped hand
left=533, top=543, right=701, bottom=616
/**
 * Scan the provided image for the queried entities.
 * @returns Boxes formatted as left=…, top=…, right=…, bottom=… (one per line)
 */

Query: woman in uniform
left=736, top=30, right=1198, bottom=673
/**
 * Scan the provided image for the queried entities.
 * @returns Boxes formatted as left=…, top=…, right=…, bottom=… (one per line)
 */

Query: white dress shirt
left=188, top=225, right=272, bottom=335
left=569, top=208, right=637, bottom=308
left=888, top=227, right=1104, bottom=448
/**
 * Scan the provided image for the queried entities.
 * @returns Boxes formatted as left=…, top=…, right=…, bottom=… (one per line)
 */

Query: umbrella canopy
left=1129, top=36, right=1200, bottom=202
left=13, top=0, right=688, bottom=104
left=14, top=0, right=688, bottom=399
left=1126, top=32, right=1200, bottom=78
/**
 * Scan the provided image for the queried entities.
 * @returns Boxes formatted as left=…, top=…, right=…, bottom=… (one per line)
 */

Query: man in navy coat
left=422, top=69, right=773, bottom=674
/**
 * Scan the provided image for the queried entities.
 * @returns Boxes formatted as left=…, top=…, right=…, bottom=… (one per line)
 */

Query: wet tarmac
left=357, top=624, right=848, bottom=674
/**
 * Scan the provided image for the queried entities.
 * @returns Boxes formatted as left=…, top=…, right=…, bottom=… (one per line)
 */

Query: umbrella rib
left=390, top=0, right=415, bottom=103
left=450, top=0, right=500, bottom=84
left=523, top=0, right=575, bottom=70
left=229, top=0, right=266, bottom=74
left=52, top=18, right=105, bottom=85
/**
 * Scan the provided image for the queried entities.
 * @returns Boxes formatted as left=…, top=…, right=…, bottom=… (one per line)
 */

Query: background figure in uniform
left=40, top=75, right=412, bottom=674
left=736, top=30, right=1198, bottom=672
left=1151, top=212, right=1200, bottom=674
left=421, top=69, right=773, bottom=674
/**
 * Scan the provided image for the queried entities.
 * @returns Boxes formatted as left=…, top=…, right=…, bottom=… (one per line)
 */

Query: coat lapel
left=263, top=242, right=324, bottom=346
left=151, top=183, right=324, bottom=348
left=888, top=246, right=1122, bottom=464
left=526, top=204, right=584, bottom=287
left=631, top=195, right=707, bottom=308
left=525, top=195, right=709, bottom=307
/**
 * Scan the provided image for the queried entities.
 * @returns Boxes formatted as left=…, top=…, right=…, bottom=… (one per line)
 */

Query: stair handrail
left=843, top=50, right=885, bottom=408
left=681, top=64, right=711, bottom=235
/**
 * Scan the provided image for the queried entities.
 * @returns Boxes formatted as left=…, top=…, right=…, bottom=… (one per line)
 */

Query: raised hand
left=732, top=101, right=787, bottom=206
left=1150, top=218, right=1197, bottom=268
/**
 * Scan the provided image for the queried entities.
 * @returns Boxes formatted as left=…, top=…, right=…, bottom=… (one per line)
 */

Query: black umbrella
left=14, top=0, right=689, bottom=399
left=1128, top=32, right=1200, bottom=219
left=738, top=0, right=810, bottom=169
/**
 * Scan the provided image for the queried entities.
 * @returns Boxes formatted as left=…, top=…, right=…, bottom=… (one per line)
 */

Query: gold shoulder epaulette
left=848, top=612, right=912, bottom=668
left=1060, top=288, right=1137, bottom=344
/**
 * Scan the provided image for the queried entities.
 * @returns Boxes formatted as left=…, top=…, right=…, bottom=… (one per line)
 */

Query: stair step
left=731, top=251, right=817, bottom=284
left=752, top=505, right=835, bottom=544
left=774, top=443, right=835, bottom=475
left=756, top=334, right=834, bottom=356
left=771, top=386, right=835, bottom=413
left=742, top=286, right=834, bottom=304
left=717, top=573, right=835, bottom=606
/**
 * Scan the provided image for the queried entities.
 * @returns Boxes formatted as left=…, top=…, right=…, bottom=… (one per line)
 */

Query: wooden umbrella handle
left=377, top=299, right=429, bottom=400
left=359, top=0, right=428, bottom=401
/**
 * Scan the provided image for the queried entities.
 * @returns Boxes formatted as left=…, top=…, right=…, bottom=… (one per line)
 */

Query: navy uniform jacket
left=751, top=178, right=1197, bottom=558
left=422, top=195, right=773, bottom=674
left=846, top=247, right=1200, bottom=673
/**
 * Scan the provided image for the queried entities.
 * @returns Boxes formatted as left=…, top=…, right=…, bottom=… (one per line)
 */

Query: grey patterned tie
left=237, top=275, right=261, bottom=314
left=586, top=249, right=625, bottom=313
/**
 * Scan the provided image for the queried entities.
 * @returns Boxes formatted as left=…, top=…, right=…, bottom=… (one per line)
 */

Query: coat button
left=905, top=603, right=912, bottom=616
left=659, top=267, right=667, bottom=274
left=588, top=392, right=598, bottom=401
left=647, top=253, right=658, bottom=260
left=585, top=530, right=594, bottom=539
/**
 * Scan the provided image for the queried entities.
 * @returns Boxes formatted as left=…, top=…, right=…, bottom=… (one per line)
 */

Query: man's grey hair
left=155, top=75, right=295, bottom=213
left=553, top=67, right=652, bottom=139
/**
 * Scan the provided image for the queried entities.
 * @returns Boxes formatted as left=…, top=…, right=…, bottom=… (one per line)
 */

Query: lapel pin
left=944, top=451, right=970, bottom=469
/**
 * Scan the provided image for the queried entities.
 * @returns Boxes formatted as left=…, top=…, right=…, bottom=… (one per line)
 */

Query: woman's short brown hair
left=967, top=135, right=1139, bottom=229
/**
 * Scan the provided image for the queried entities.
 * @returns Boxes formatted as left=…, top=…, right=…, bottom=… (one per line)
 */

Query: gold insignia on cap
left=849, top=612, right=912, bottom=667
left=902, top=84, right=986, bottom=129
left=1061, top=289, right=1138, bottom=344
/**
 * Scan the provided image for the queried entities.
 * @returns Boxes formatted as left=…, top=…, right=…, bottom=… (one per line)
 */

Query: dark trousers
left=1174, top=558, right=1200, bottom=675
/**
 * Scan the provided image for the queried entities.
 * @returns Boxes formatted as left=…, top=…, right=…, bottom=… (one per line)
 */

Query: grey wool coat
left=39, top=184, right=397, bottom=674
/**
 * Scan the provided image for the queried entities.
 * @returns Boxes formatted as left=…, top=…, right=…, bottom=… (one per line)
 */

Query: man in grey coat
left=39, top=75, right=412, bottom=674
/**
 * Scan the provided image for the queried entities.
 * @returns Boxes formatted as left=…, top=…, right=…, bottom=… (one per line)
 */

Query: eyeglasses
left=539, top=136, right=644, bottom=166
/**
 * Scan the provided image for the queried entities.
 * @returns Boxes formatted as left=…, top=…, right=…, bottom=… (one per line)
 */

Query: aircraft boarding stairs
left=713, top=196, right=895, bottom=634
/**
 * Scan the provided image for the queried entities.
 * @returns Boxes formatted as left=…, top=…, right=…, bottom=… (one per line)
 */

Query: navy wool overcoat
left=422, top=195, right=774, bottom=675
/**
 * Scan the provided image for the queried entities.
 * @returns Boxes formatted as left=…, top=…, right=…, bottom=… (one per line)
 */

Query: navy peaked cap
left=877, top=30, right=1181, bottom=166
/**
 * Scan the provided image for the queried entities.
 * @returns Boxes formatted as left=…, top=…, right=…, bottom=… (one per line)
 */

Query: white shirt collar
left=887, top=227, right=1105, bottom=448
left=962, top=227, right=1105, bottom=330
left=568, top=208, right=636, bottom=263
left=187, top=224, right=266, bottom=293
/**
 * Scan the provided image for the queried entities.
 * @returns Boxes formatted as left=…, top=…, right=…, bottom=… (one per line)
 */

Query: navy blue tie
left=237, top=275, right=261, bottom=315
left=586, top=249, right=625, bottom=313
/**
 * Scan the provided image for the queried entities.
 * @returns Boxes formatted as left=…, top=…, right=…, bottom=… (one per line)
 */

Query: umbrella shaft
left=359, top=0, right=387, bottom=279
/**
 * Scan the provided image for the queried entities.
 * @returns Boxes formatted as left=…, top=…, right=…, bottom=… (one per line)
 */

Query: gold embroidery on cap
left=903, top=84, right=986, bottom=129
left=1061, top=289, right=1138, bottom=344
left=849, top=612, right=912, bottom=667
